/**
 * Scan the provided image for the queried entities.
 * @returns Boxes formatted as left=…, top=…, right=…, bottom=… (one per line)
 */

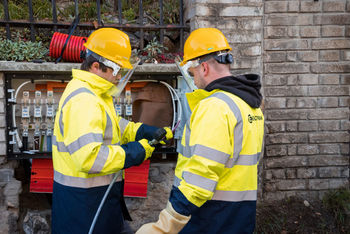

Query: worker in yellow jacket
left=51, top=28, right=172, bottom=234
left=137, top=28, right=264, bottom=234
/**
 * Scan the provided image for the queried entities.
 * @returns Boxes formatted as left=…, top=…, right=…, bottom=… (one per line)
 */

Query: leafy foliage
left=323, top=188, right=350, bottom=232
left=60, top=1, right=109, bottom=22
left=123, top=8, right=136, bottom=22
left=139, top=38, right=167, bottom=63
left=0, top=38, right=49, bottom=62
left=0, top=0, right=52, bottom=20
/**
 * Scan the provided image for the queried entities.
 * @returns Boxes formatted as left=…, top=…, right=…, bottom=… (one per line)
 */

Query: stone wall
left=263, top=0, right=350, bottom=200
left=184, top=0, right=264, bottom=76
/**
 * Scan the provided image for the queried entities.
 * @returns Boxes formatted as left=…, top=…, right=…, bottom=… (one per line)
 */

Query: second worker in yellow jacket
left=137, top=28, right=264, bottom=234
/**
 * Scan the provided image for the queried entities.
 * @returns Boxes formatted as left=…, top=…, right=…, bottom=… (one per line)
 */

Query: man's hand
left=138, top=139, right=155, bottom=160
left=159, top=127, right=173, bottom=145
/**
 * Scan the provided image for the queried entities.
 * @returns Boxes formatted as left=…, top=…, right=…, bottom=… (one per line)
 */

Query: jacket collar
left=72, top=69, right=115, bottom=95
left=186, top=89, right=217, bottom=111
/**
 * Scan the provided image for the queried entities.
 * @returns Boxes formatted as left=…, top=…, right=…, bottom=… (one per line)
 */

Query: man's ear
left=90, top=62, right=100, bottom=73
left=202, top=62, right=210, bottom=76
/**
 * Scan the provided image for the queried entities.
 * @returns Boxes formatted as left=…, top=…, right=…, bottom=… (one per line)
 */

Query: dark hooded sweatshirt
left=205, top=74, right=262, bottom=108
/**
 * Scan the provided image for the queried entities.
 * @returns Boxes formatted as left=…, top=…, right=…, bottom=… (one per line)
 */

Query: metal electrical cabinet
left=3, top=62, right=191, bottom=197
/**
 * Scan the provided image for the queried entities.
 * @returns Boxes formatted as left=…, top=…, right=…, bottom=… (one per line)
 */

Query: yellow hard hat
left=182, top=28, right=232, bottom=65
left=84, top=28, right=133, bottom=69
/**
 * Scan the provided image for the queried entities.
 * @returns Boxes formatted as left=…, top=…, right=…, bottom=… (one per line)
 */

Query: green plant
left=163, top=0, right=179, bottom=24
left=123, top=8, right=136, bottom=22
left=0, top=38, right=49, bottom=62
left=0, top=0, right=52, bottom=20
left=322, top=188, right=350, bottom=232
left=139, top=38, right=168, bottom=63
left=61, top=1, right=109, bottom=22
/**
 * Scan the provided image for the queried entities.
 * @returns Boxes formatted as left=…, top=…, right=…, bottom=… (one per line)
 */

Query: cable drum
left=49, top=32, right=87, bottom=62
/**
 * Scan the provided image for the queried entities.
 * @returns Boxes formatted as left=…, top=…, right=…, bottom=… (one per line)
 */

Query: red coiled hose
left=49, top=32, right=87, bottom=63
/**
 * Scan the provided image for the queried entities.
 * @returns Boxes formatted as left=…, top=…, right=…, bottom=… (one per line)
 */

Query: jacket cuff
left=121, top=141, right=145, bottom=169
left=135, top=124, right=159, bottom=141
left=169, top=186, right=199, bottom=216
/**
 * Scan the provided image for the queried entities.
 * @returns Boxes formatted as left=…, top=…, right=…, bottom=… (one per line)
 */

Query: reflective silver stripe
left=226, top=152, right=261, bottom=167
left=192, top=144, right=230, bottom=164
left=67, top=133, right=103, bottom=154
left=182, top=171, right=217, bottom=192
left=59, top=114, right=64, bottom=138
left=212, top=190, right=257, bottom=202
left=88, top=145, right=110, bottom=174
left=54, top=170, right=122, bottom=188
left=179, top=120, right=192, bottom=157
left=53, top=133, right=103, bottom=154
left=104, top=112, right=113, bottom=145
left=119, top=118, right=129, bottom=138
left=184, top=119, right=191, bottom=147
left=173, top=176, right=181, bottom=187
left=210, top=92, right=243, bottom=168
left=59, top=88, right=95, bottom=136
left=180, top=144, right=192, bottom=158
left=173, top=176, right=256, bottom=202
left=52, top=135, right=68, bottom=153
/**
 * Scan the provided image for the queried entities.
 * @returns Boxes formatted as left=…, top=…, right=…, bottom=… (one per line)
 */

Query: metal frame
left=0, top=0, right=189, bottom=49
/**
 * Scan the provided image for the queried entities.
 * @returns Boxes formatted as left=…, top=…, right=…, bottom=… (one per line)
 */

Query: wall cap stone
left=0, top=61, right=179, bottom=74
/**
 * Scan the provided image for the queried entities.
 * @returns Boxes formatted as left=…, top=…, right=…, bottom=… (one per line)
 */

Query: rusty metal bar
left=97, top=0, right=101, bottom=26
left=118, top=0, right=122, bottom=25
left=159, top=0, right=164, bottom=45
left=74, top=0, right=78, bottom=18
left=179, top=0, right=184, bottom=50
left=0, top=20, right=188, bottom=30
left=28, top=0, right=35, bottom=41
left=3, top=0, right=11, bottom=39
left=113, top=0, right=117, bottom=12
left=51, top=0, right=57, bottom=31
left=139, top=0, right=144, bottom=49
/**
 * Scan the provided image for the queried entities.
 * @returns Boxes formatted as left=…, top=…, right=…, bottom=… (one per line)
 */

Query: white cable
left=160, top=81, right=182, bottom=127
left=133, top=80, right=182, bottom=129
left=133, top=80, right=176, bottom=127
left=12, top=80, right=68, bottom=149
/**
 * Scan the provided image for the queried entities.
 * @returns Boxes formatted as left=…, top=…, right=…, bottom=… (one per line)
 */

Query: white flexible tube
left=88, top=171, right=122, bottom=234
left=160, top=81, right=182, bottom=128
left=133, top=80, right=182, bottom=129
left=12, top=80, right=68, bottom=149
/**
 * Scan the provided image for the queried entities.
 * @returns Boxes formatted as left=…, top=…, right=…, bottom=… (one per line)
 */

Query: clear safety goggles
left=181, top=59, right=200, bottom=77
left=86, top=49, right=129, bottom=77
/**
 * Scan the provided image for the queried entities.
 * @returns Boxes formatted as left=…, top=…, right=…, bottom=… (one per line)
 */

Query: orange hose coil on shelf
left=49, top=32, right=87, bottom=62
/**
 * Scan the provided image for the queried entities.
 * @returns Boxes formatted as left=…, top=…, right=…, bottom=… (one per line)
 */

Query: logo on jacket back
left=248, top=114, right=263, bottom=123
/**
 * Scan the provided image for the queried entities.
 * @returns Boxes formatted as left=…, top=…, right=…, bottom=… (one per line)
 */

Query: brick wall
left=185, top=0, right=264, bottom=76
left=263, top=0, right=350, bottom=200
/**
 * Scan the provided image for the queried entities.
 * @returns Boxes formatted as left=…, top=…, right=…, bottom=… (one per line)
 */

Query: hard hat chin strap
left=86, top=49, right=121, bottom=76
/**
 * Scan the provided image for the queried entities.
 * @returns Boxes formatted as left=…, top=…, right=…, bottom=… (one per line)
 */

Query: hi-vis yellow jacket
left=52, top=69, right=142, bottom=188
left=52, top=69, right=162, bottom=234
left=169, top=74, right=264, bottom=234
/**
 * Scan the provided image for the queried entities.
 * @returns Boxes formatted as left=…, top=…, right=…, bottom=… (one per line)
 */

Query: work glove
left=136, top=201, right=191, bottom=234
left=138, top=139, right=155, bottom=160
left=159, top=127, right=173, bottom=145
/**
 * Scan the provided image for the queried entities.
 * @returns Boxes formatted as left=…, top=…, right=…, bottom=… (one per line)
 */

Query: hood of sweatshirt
left=205, top=74, right=263, bottom=108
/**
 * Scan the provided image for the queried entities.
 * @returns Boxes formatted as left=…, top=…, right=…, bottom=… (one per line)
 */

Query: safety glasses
left=86, top=49, right=131, bottom=77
